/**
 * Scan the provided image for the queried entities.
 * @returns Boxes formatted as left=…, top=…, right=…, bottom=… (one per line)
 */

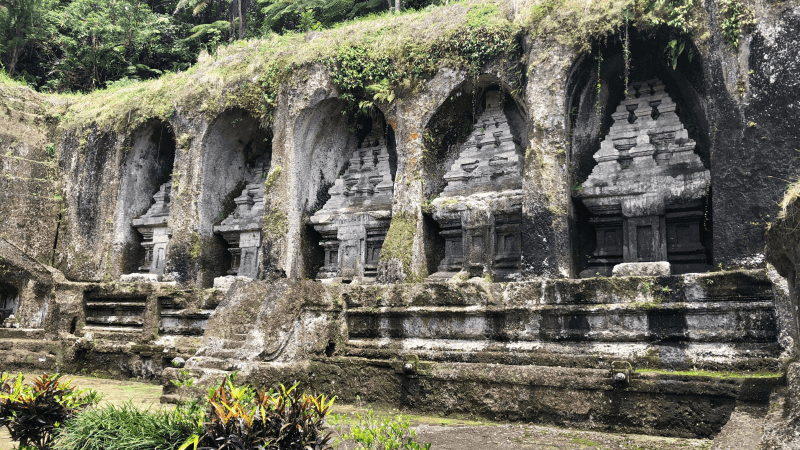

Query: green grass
left=51, top=402, right=200, bottom=450
left=636, top=369, right=783, bottom=379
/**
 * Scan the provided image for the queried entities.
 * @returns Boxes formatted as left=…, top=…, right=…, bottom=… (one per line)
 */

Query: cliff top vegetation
left=0, top=0, right=747, bottom=135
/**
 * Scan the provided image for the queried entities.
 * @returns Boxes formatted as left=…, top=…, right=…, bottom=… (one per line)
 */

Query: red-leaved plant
left=180, top=374, right=334, bottom=450
left=0, top=372, right=100, bottom=450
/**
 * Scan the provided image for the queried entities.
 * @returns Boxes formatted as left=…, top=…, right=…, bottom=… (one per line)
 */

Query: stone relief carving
left=430, top=90, right=524, bottom=281
left=214, top=157, right=270, bottom=281
left=575, top=79, right=711, bottom=277
left=127, top=181, right=172, bottom=280
left=310, top=127, right=394, bottom=282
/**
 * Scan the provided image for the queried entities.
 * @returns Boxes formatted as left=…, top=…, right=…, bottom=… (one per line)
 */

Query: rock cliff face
left=2, top=0, right=800, bottom=442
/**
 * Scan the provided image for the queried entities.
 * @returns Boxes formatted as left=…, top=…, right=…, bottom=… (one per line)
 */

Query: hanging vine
left=595, top=50, right=604, bottom=117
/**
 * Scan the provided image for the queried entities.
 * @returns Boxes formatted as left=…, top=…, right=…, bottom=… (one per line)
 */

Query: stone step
left=0, top=328, right=45, bottom=340
left=347, top=301, right=778, bottom=345
left=340, top=270, right=774, bottom=309
left=710, top=404, right=769, bottom=449
left=0, top=338, right=71, bottom=373
left=345, top=340, right=782, bottom=372
left=222, top=335, right=249, bottom=348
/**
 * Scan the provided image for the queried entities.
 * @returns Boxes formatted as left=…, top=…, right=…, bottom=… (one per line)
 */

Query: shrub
left=330, top=407, right=432, bottom=450
left=180, top=374, right=335, bottom=450
left=0, top=373, right=100, bottom=450
left=52, top=401, right=203, bottom=450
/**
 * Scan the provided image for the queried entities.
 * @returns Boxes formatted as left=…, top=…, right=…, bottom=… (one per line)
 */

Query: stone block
left=212, top=275, right=253, bottom=291
left=120, top=273, right=161, bottom=283
left=612, top=261, right=671, bottom=277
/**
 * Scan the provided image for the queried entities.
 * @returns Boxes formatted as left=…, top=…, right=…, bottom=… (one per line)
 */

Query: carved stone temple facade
left=575, top=79, right=711, bottom=277
left=213, top=158, right=270, bottom=282
left=310, top=127, right=394, bottom=282
left=124, top=181, right=172, bottom=282
left=430, top=90, right=524, bottom=281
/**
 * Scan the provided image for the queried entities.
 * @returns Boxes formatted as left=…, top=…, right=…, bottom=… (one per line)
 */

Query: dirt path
left=0, top=374, right=714, bottom=450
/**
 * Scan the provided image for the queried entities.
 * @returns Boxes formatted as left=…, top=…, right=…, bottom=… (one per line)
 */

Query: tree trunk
left=7, top=45, right=20, bottom=76
left=238, top=0, right=244, bottom=39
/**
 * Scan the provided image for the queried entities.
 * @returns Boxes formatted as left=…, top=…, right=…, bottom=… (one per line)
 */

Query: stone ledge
left=160, top=358, right=781, bottom=438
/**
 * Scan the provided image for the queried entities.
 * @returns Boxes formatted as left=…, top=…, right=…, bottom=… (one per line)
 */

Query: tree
left=0, top=0, right=54, bottom=76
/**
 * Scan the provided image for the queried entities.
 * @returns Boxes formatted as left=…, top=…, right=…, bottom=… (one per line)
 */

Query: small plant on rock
left=0, top=372, right=100, bottom=450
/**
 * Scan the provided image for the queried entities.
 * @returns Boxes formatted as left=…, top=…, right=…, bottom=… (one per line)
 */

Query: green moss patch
left=379, top=211, right=417, bottom=278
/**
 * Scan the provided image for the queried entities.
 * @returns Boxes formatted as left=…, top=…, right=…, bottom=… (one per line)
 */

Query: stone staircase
left=0, top=328, right=73, bottom=373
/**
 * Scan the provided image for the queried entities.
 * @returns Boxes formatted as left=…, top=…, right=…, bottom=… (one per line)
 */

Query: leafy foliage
left=52, top=401, right=203, bottom=450
left=0, top=372, right=101, bottom=450
left=329, top=407, right=432, bottom=450
left=180, top=373, right=335, bottom=450
left=0, top=0, right=446, bottom=93
left=718, top=0, right=754, bottom=48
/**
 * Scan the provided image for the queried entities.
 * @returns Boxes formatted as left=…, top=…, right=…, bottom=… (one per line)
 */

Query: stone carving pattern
left=576, top=79, right=710, bottom=276
left=311, top=128, right=393, bottom=280
left=214, top=158, right=270, bottom=280
left=431, top=90, right=524, bottom=281
left=132, top=181, right=172, bottom=276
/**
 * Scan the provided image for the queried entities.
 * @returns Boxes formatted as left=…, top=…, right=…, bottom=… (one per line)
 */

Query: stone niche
left=429, top=90, right=524, bottom=281
left=0, top=282, right=19, bottom=323
left=123, top=181, right=172, bottom=282
left=310, top=126, right=394, bottom=282
left=575, top=79, right=711, bottom=277
left=213, top=156, right=270, bottom=281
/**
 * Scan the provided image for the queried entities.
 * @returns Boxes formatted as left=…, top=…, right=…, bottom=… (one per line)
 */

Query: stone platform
left=0, top=269, right=788, bottom=438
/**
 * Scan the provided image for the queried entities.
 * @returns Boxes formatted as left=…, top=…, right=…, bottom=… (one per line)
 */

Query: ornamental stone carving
left=430, top=90, right=524, bottom=281
left=214, top=157, right=270, bottom=281
left=128, top=181, right=172, bottom=280
left=575, top=79, right=710, bottom=277
left=310, top=127, right=394, bottom=282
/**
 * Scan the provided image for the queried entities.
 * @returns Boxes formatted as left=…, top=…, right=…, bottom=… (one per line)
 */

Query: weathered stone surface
left=576, top=79, right=710, bottom=277
left=430, top=90, right=525, bottom=281
left=0, top=84, right=60, bottom=265
left=119, top=273, right=161, bottom=283
left=310, top=125, right=394, bottom=281
left=612, top=261, right=672, bottom=277
left=212, top=275, right=253, bottom=291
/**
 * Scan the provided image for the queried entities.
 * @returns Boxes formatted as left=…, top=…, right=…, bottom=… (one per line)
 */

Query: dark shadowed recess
left=198, top=108, right=272, bottom=286
left=118, top=121, right=176, bottom=275
left=566, top=31, right=711, bottom=276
